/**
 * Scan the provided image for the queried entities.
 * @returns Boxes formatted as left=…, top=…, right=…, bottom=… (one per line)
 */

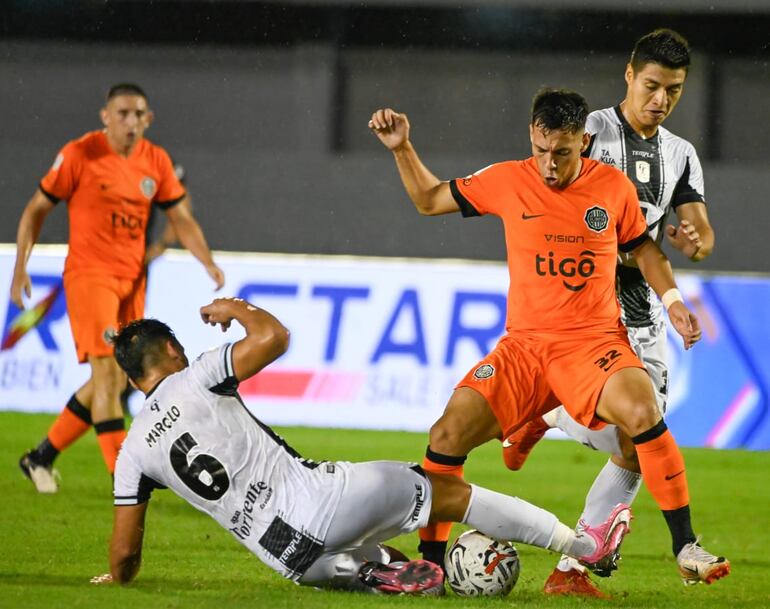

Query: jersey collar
left=614, top=105, right=659, bottom=141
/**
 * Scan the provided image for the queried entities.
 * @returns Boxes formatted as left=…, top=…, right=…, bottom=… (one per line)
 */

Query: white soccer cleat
left=677, top=538, right=730, bottom=585
left=19, top=452, right=60, bottom=494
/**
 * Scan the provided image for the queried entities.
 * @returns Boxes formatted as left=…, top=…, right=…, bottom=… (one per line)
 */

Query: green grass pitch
left=2, top=411, right=769, bottom=608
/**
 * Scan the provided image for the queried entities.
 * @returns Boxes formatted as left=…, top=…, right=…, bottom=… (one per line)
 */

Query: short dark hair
left=112, top=318, right=176, bottom=382
left=106, top=83, right=148, bottom=104
left=531, top=88, right=589, bottom=134
left=630, top=29, right=691, bottom=72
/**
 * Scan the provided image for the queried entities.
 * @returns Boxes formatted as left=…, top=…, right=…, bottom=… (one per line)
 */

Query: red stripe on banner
left=239, top=370, right=314, bottom=398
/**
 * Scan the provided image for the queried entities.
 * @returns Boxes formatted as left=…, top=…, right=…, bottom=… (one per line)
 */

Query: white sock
left=463, top=485, right=594, bottom=557
left=582, top=459, right=641, bottom=526
left=556, top=459, right=641, bottom=573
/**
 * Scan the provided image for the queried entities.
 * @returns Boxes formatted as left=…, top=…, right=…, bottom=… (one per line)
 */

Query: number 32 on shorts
left=594, top=349, right=622, bottom=372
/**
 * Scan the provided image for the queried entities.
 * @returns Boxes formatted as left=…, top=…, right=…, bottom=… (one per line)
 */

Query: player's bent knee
left=613, top=399, right=660, bottom=438
left=428, top=421, right=466, bottom=455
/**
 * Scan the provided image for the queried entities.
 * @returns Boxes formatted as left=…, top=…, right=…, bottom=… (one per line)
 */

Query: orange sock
left=48, top=395, right=92, bottom=452
left=634, top=423, right=690, bottom=510
left=419, top=447, right=466, bottom=549
left=94, top=419, right=127, bottom=474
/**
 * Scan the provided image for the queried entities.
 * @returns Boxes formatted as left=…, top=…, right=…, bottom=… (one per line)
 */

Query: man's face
left=624, top=62, right=687, bottom=132
left=529, top=124, right=589, bottom=189
left=170, top=339, right=189, bottom=369
left=100, top=94, right=152, bottom=151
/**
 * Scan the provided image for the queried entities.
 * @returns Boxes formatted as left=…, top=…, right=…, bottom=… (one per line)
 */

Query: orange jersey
left=40, top=130, right=185, bottom=280
left=451, top=157, right=648, bottom=334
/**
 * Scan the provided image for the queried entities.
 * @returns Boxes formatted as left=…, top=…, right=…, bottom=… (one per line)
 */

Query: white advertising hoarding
left=0, top=246, right=508, bottom=432
left=4, top=246, right=770, bottom=450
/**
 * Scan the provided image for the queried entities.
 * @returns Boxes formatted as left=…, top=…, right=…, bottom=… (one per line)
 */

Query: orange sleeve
left=449, top=163, right=506, bottom=217
left=39, top=141, right=82, bottom=203
left=616, top=174, right=650, bottom=252
left=153, top=147, right=186, bottom=208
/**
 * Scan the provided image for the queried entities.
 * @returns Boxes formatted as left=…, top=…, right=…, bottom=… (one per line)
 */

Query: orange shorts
left=63, top=272, right=146, bottom=363
left=456, top=330, right=646, bottom=438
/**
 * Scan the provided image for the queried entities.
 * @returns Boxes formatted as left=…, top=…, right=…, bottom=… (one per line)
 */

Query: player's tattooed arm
left=200, top=297, right=290, bottom=381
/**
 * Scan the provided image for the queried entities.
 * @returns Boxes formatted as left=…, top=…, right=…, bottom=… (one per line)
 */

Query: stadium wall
left=1, top=40, right=769, bottom=273
left=1, top=246, right=769, bottom=450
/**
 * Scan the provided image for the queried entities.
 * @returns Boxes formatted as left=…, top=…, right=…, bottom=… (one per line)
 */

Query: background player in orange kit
left=12, top=83, right=225, bottom=492
left=368, top=88, right=729, bottom=588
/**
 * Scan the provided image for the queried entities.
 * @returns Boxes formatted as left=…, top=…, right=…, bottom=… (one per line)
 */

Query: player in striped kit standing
left=501, top=29, right=725, bottom=596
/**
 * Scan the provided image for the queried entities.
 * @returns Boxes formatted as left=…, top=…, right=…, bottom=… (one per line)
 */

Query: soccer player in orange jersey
left=368, top=88, right=728, bottom=588
left=503, top=30, right=723, bottom=597
left=12, top=84, right=225, bottom=492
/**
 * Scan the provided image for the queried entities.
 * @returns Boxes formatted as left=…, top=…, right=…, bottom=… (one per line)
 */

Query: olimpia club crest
left=635, top=160, right=651, bottom=184
left=474, top=364, right=495, bottom=379
left=140, top=176, right=157, bottom=199
left=584, top=206, right=609, bottom=233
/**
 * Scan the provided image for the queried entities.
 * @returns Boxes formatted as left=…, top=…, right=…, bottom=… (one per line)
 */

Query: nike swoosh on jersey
left=665, top=470, right=685, bottom=480
left=521, top=212, right=545, bottom=220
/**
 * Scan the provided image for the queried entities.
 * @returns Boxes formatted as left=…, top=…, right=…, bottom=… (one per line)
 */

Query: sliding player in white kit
left=501, top=29, right=726, bottom=597
left=93, top=297, right=632, bottom=593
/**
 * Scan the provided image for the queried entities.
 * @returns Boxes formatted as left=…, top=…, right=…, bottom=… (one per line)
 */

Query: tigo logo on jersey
left=584, top=206, right=609, bottom=233
left=535, top=250, right=596, bottom=292
left=474, top=364, right=495, bottom=379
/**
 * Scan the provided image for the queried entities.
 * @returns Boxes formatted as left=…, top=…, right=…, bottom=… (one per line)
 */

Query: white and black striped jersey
left=113, top=344, right=347, bottom=581
left=585, top=106, right=706, bottom=327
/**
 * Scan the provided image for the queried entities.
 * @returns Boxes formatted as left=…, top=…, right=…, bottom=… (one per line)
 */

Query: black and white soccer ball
left=445, top=530, right=520, bottom=597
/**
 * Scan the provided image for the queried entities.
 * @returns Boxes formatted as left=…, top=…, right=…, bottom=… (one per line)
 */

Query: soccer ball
left=445, top=530, right=520, bottom=597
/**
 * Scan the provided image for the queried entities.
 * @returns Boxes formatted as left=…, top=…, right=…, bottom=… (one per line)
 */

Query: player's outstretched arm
left=109, top=503, right=149, bottom=584
left=200, top=297, right=290, bottom=381
left=164, top=199, right=225, bottom=290
left=632, top=239, right=701, bottom=350
left=368, top=108, right=459, bottom=216
left=11, top=190, right=56, bottom=308
left=667, top=201, right=714, bottom=262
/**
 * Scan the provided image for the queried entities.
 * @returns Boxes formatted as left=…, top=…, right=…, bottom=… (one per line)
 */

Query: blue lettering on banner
left=0, top=358, right=62, bottom=390
left=444, top=292, right=507, bottom=365
left=237, top=283, right=299, bottom=301
left=1, top=274, right=67, bottom=351
left=234, top=282, right=507, bottom=367
left=371, top=289, right=427, bottom=365
left=311, top=286, right=370, bottom=362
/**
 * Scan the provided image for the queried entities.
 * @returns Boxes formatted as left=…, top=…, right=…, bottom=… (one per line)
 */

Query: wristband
left=661, top=288, right=683, bottom=311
